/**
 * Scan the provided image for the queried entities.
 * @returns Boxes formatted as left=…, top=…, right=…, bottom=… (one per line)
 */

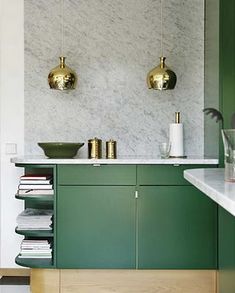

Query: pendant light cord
left=160, top=0, right=163, bottom=56
left=61, top=0, right=64, bottom=56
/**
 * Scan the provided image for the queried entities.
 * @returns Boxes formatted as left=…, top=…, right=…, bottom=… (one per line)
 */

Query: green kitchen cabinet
left=57, top=164, right=136, bottom=186
left=138, top=185, right=217, bottom=269
left=218, top=207, right=235, bottom=293
left=137, top=164, right=211, bottom=186
left=56, top=165, right=136, bottom=268
left=219, top=0, right=235, bottom=130
left=206, top=0, right=235, bottom=289
left=56, top=185, right=136, bottom=268
left=14, top=163, right=218, bottom=270
left=205, top=0, right=235, bottom=163
left=56, top=164, right=217, bottom=269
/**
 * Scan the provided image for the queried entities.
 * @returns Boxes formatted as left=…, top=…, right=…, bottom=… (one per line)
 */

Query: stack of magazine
left=17, top=174, right=53, bottom=196
left=16, top=208, right=53, bottom=230
left=19, top=239, right=52, bottom=259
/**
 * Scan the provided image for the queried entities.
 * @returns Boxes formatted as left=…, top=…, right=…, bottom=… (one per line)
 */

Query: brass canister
left=106, top=140, right=117, bottom=159
left=88, top=138, right=102, bottom=159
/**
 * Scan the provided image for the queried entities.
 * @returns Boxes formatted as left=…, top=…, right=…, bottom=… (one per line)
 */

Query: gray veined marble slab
left=184, top=168, right=235, bottom=217
left=24, top=0, right=206, bottom=158
left=11, top=156, right=218, bottom=165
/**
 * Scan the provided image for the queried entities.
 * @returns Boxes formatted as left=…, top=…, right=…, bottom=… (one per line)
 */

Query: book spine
left=17, top=190, right=54, bottom=195
left=20, top=179, right=52, bottom=184
left=18, top=184, right=53, bottom=190
left=21, top=174, right=52, bottom=180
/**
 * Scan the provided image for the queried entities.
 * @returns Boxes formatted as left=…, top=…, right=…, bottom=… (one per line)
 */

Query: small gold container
left=106, top=140, right=117, bottom=159
left=88, top=138, right=102, bottom=159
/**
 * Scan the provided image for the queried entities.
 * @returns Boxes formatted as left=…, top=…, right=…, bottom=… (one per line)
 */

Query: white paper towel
left=169, top=123, right=184, bottom=157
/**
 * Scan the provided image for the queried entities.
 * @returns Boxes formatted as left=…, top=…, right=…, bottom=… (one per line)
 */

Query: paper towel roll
left=169, top=123, right=184, bottom=157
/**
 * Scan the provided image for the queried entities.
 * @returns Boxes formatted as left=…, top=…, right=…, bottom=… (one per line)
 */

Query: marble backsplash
left=25, top=0, right=204, bottom=158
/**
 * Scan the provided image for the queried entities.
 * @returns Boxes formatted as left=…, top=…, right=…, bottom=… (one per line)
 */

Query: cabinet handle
left=135, top=191, right=138, bottom=198
left=93, top=164, right=101, bottom=167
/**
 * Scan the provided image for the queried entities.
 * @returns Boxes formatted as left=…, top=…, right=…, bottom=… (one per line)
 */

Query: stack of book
left=19, top=239, right=52, bottom=259
left=16, top=208, right=53, bottom=230
left=17, top=174, right=53, bottom=196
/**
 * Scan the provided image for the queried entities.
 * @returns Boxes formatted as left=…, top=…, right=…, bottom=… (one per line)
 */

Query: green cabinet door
left=218, top=207, right=235, bottom=293
left=57, top=186, right=136, bottom=268
left=138, top=186, right=217, bottom=269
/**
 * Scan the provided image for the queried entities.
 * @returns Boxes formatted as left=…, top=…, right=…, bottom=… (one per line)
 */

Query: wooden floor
left=30, top=269, right=217, bottom=293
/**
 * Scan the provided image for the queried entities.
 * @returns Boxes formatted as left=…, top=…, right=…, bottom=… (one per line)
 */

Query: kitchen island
left=184, top=168, right=235, bottom=217
left=12, top=157, right=218, bottom=293
left=184, top=168, right=235, bottom=293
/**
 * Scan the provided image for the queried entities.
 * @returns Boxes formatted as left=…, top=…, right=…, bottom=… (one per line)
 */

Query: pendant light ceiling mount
left=48, top=0, right=77, bottom=91
left=147, top=0, right=176, bottom=91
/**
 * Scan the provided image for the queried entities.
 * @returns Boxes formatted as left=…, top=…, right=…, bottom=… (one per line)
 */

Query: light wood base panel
left=30, top=269, right=59, bottom=293
left=0, top=268, right=30, bottom=277
left=30, top=269, right=216, bottom=293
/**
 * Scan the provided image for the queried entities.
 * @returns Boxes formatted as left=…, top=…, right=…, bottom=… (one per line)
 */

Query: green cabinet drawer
left=137, top=165, right=215, bottom=185
left=57, top=165, right=136, bottom=185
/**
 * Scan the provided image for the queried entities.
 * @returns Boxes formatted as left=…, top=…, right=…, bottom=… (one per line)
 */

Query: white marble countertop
left=184, top=168, right=235, bottom=217
left=11, top=156, right=218, bottom=165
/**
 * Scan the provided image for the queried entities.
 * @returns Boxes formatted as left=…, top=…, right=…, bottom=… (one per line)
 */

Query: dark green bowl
left=38, top=142, right=84, bottom=159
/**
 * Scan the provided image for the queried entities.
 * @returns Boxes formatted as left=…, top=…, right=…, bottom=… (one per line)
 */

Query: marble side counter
left=11, top=156, right=218, bottom=165
left=184, top=168, right=235, bottom=217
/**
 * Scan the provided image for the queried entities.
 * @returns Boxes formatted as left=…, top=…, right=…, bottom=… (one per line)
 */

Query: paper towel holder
left=169, top=112, right=187, bottom=159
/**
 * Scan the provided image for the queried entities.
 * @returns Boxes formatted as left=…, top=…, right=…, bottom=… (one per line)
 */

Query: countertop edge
left=11, top=157, right=219, bottom=165
left=184, top=168, right=235, bottom=217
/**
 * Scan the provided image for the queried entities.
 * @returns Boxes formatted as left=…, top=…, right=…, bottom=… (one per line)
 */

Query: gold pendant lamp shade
left=147, top=0, right=177, bottom=91
left=48, top=0, right=77, bottom=91
left=48, top=56, right=77, bottom=90
left=147, top=56, right=176, bottom=90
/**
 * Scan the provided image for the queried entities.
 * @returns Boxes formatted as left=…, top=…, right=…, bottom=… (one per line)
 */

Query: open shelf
left=15, top=227, right=53, bottom=237
left=15, top=255, right=54, bottom=268
left=15, top=194, right=54, bottom=202
left=14, top=164, right=56, bottom=269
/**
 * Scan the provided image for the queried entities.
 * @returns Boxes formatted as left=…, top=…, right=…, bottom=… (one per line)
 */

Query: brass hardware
left=88, top=138, right=102, bottom=159
left=48, top=57, right=77, bottom=90
left=175, top=112, right=180, bottom=124
left=106, top=140, right=117, bottom=159
left=147, top=56, right=177, bottom=90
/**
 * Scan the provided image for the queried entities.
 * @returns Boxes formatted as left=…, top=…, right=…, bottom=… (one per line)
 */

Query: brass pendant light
left=147, top=0, right=176, bottom=90
left=48, top=56, right=77, bottom=90
left=48, top=0, right=77, bottom=90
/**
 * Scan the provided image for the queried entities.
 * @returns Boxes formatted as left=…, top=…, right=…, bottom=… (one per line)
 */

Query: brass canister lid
left=88, top=137, right=102, bottom=143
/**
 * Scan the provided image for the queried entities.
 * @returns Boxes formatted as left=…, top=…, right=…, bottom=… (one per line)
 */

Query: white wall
left=0, top=0, right=24, bottom=267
